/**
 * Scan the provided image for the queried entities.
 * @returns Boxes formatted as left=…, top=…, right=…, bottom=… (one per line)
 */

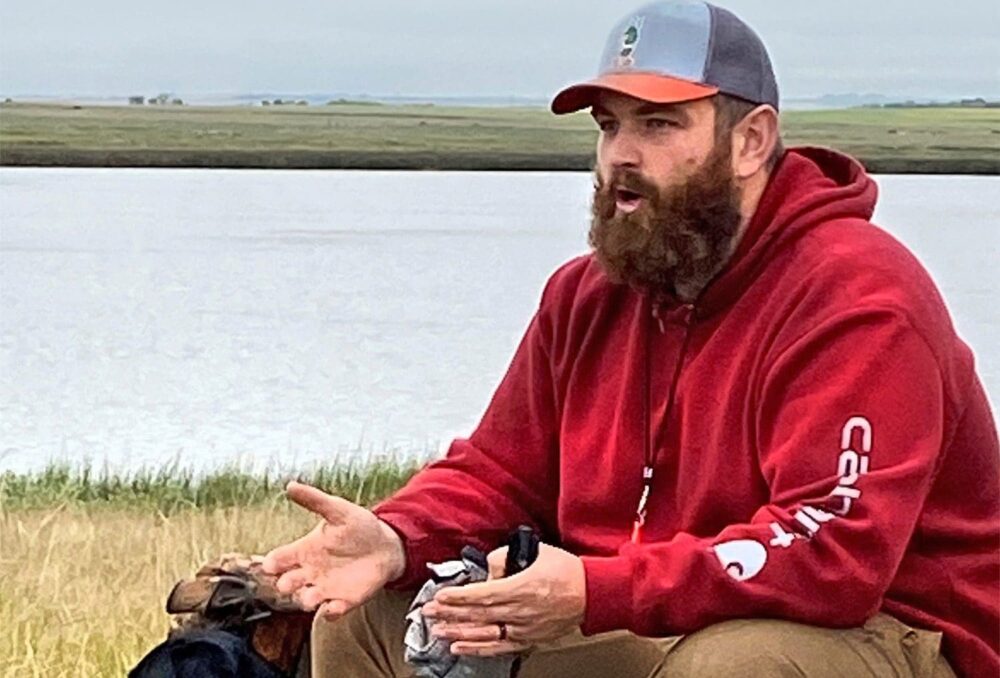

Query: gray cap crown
left=599, top=1, right=779, bottom=109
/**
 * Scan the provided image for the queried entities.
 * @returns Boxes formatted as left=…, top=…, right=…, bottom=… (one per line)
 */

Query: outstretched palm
left=262, top=481, right=405, bottom=620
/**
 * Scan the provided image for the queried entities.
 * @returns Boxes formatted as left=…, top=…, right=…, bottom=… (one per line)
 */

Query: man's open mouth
left=615, top=188, right=645, bottom=214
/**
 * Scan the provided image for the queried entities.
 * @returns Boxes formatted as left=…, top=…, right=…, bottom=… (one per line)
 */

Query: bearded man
left=263, top=3, right=999, bottom=677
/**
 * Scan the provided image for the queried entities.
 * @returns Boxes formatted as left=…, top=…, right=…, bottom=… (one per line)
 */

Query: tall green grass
left=0, top=457, right=425, bottom=513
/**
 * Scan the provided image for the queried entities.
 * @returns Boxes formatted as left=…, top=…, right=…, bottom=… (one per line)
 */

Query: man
left=263, top=2, right=999, bottom=676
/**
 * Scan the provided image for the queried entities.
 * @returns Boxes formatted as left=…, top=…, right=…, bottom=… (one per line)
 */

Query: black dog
left=129, top=555, right=311, bottom=678
left=129, top=628, right=291, bottom=678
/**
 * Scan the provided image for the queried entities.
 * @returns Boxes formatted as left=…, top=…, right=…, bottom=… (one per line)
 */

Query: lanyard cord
left=655, top=306, right=695, bottom=459
left=643, top=301, right=653, bottom=467
left=633, top=299, right=695, bottom=543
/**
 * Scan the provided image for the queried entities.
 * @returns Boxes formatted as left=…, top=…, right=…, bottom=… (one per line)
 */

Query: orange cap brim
left=551, top=73, right=719, bottom=115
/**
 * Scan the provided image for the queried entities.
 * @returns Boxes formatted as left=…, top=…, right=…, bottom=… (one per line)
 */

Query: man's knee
left=659, top=618, right=810, bottom=677
left=311, top=589, right=414, bottom=678
left=657, top=614, right=947, bottom=678
left=312, top=589, right=411, bottom=640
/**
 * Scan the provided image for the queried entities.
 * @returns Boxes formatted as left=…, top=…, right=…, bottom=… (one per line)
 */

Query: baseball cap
left=551, top=1, right=779, bottom=114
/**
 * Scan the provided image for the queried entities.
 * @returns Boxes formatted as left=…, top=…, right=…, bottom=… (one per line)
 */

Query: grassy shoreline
left=2, top=102, right=998, bottom=174
left=0, top=460, right=421, bottom=512
left=0, top=462, right=419, bottom=676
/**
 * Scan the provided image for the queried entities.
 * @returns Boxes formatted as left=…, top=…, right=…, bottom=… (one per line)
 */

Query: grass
left=1, top=101, right=998, bottom=173
left=0, top=459, right=422, bottom=513
left=0, top=461, right=420, bottom=677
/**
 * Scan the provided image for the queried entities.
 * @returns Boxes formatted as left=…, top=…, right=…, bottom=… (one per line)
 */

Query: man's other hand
left=261, top=481, right=406, bottom=622
left=422, top=543, right=586, bottom=656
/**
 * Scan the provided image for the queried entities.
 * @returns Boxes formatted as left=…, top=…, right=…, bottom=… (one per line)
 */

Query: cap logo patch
left=615, top=16, right=645, bottom=69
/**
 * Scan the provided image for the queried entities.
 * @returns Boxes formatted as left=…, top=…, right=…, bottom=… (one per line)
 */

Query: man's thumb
left=286, top=481, right=352, bottom=524
left=486, top=546, right=509, bottom=580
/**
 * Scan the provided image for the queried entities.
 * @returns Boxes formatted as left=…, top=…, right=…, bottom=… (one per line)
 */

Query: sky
left=1, top=0, right=998, bottom=102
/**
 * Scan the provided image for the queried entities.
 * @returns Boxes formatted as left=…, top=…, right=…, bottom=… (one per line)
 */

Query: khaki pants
left=311, top=589, right=957, bottom=677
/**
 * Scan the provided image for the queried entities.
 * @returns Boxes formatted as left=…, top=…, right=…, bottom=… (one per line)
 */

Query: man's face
left=587, top=91, right=744, bottom=301
left=592, top=91, right=719, bottom=196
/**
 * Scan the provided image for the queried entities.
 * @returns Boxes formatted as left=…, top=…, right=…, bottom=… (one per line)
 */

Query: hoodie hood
left=695, top=146, right=879, bottom=315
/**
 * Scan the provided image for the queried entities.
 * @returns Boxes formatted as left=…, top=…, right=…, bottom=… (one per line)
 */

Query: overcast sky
left=1, top=0, right=998, bottom=101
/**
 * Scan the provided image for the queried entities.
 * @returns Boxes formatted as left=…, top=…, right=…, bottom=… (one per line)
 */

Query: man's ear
left=732, top=105, right=780, bottom=179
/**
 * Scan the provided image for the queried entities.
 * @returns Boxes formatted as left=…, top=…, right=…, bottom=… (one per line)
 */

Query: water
left=1, top=169, right=997, bottom=473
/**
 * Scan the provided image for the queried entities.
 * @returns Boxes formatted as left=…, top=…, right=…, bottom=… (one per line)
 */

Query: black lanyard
left=631, top=300, right=695, bottom=544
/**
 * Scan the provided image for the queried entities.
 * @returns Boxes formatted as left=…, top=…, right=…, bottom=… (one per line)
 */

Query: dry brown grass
left=0, top=504, right=317, bottom=676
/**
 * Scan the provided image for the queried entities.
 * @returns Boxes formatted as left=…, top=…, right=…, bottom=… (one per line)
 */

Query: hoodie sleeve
left=373, top=290, right=561, bottom=590
left=580, top=307, right=948, bottom=636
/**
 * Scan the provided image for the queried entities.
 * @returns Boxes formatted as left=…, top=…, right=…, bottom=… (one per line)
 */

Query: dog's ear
left=143, top=555, right=312, bottom=678
left=206, top=575, right=255, bottom=617
left=166, top=578, right=214, bottom=614
left=167, top=574, right=257, bottom=618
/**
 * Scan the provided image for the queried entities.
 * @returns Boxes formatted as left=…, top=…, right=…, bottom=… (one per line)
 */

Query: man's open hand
left=422, top=543, right=587, bottom=657
left=261, top=481, right=406, bottom=621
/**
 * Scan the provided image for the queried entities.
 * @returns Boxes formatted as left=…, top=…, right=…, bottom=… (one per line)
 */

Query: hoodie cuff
left=579, top=555, right=634, bottom=635
left=371, top=509, right=432, bottom=591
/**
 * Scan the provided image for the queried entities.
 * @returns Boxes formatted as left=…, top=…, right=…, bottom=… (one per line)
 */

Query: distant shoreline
left=2, top=102, right=998, bottom=175
left=3, top=148, right=997, bottom=175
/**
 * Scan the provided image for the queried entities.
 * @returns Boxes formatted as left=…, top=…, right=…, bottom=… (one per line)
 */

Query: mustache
left=593, top=168, right=662, bottom=222
left=587, top=147, right=743, bottom=301
left=594, top=168, right=659, bottom=198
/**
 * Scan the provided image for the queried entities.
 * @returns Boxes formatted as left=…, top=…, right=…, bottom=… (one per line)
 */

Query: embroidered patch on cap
left=615, top=16, right=646, bottom=68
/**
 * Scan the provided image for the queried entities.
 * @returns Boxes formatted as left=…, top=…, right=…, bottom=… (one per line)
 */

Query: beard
left=588, top=144, right=744, bottom=302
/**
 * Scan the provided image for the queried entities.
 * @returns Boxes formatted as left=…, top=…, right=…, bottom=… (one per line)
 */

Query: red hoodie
left=374, top=147, right=1000, bottom=677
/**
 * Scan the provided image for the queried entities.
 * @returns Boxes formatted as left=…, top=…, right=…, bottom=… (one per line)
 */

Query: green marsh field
left=1, top=102, right=997, bottom=173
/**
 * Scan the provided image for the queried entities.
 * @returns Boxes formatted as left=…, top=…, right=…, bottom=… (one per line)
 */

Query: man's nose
left=605, top=130, right=642, bottom=170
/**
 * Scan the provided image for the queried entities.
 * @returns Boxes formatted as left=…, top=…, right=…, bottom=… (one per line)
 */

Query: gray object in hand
left=404, top=546, right=516, bottom=678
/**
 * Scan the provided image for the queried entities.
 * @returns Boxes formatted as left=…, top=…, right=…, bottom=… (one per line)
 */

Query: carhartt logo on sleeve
left=713, top=539, right=767, bottom=581
left=769, top=416, right=873, bottom=550
left=716, top=416, right=875, bottom=582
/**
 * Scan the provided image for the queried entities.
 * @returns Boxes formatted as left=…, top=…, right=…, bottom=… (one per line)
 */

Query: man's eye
left=597, top=120, right=618, bottom=133
left=647, top=118, right=677, bottom=129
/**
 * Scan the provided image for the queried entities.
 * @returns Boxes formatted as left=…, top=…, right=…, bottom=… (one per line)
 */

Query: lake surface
left=1, top=169, right=997, bottom=473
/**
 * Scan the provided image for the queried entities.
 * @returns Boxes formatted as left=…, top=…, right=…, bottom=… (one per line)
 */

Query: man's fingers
left=261, top=541, right=302, bottom=575
left=423, top=601, right=526, bottom=625
left=486, top=546, right=508, bottom=580
left=275, top=566, right=314, bottom=594
left=433, top=576, right=521, bottom=607
left=432, top=621, right=515, bottom=642
left=285, top=481, right=354, bottom=525
left=450, top=639, right=531, bottom=657
left=295, top=584, right=327, bottom=611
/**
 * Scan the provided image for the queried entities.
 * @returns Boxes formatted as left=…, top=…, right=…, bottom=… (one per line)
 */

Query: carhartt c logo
left=713, top=539, right=768, bottom=581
